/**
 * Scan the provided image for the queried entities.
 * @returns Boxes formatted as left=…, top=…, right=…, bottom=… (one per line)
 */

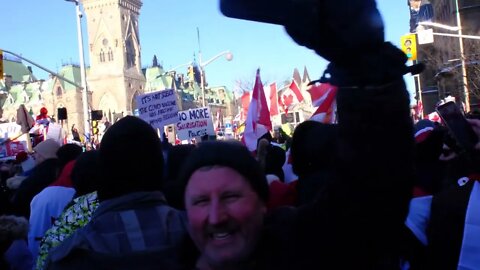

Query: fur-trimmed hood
left=6, top=175, right=27, bottom=190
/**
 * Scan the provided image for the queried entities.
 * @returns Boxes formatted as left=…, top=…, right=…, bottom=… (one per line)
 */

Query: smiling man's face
left=184, top=166, right=266, bottom=268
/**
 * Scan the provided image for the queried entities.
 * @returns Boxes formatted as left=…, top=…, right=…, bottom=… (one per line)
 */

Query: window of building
left=108, top=48, right=114, bottom=61
left=56, top=87, right=63, bottom=97
left=100, top=49, right=105, bottom=62
left=126, top=39, right=136, bottom=68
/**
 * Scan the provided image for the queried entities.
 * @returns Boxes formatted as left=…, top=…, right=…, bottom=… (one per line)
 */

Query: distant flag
left=308, top=82, right=338, bottom=123
left=415, top=100, right=424, bottom=120
left=242, top=69, right=272, bottom=152
left=215, top=110, right=221, bottom=131
left=269, top=82, right=279, bottom=116
left=279, top=80, right=304, bottom=114
left=241, top=91, right=251, bottom=121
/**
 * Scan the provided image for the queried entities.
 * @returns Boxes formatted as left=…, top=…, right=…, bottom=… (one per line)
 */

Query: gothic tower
left=81, top=0, right=145, bottom=120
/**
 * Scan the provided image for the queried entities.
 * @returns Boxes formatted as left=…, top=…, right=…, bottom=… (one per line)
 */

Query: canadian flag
left=308, top=82, right=338, bottom=123
left=214, top=110, right=221, bottom=131
left=267, top=82, right=279, bottom=117
left=242, top=69, right=272, bottom=152
left=278, top=80, right=304, bottom=114
left=415, top=100, right=424, bottom=120
left=428, top=111, right=441, bottom=123
left=241, top=91, right=251, bottom=121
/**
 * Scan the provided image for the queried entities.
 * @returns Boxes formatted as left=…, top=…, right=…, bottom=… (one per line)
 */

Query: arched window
left=108, top=48, right=114, bottom=61
left=56, top=87, right=63, bottom=97
left=125, top=39, right=136, bottom=68
left=99, top=49, right=105, bottom=62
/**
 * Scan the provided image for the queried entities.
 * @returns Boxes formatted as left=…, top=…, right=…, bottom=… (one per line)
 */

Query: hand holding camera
left=221, top=0, right=384, bottom=65
left=220, top=0, right=413, bottom=85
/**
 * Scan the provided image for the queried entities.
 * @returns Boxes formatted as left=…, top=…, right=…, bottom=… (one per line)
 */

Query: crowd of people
left=2, top=0, right=480, bottom=269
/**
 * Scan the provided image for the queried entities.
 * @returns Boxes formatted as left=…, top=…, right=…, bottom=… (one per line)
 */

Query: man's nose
left=208, top=200, right=228, bottom=225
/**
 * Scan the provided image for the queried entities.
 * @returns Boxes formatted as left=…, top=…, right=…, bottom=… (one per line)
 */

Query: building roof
left=57, top=65, right=81, bottom=92
left=3, top=59, right=36, bottom=83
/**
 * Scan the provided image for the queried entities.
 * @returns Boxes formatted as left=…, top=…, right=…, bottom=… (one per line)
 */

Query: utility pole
left=455, top=0, right=470, bottom=111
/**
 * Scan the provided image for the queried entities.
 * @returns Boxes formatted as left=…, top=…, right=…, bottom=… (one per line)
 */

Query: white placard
left=135, top=89, right=179, bottom=129
left=46, top=123, right=64, bottom=145
left=176, top=107, right=215, bottom=140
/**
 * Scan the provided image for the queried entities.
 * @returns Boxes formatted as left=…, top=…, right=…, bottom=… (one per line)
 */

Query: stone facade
left=82, top=0, right=145, bottom=117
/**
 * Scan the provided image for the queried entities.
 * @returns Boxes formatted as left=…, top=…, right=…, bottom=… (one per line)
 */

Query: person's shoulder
left=46, top=225, right=90, bottom=266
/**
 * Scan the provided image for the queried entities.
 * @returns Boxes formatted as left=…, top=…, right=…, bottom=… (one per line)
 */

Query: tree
left=418, top=34, right=480, bottom=107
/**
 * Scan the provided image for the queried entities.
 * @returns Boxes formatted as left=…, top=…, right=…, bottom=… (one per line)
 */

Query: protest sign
left=46, top=123, right=64, bottom=145
left=0, top=122, right=21, bottom=139
left=176, top=107, right=215, bottom=140
left=0, top=123, right=28, bottom=159
left=135, top=89, right=179, bottom=129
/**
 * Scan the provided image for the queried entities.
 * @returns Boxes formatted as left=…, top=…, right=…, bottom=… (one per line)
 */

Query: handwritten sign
left=176, top=107, right=215, bottom=140
left=135, top=89, right=179, bottom=129
left=0, top=123, right=22, bottom=139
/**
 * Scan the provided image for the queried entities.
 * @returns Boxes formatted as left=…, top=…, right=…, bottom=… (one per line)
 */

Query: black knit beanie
left=98, top=116, right=164, bottom=201
left=178, top=141, right=269, bottom=205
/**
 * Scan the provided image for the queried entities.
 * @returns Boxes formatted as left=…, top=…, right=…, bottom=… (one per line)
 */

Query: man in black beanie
left=45, top=116, right=189, bottom=270
left=180, top=0, right=417, bottom=268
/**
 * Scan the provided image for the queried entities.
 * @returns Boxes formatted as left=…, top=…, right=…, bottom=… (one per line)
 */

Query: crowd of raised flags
left=239, top=68, right=338, bottom=151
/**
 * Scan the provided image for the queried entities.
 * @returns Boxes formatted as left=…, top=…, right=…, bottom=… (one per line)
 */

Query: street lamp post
left=199, top=51, right=233, bottom=107
left=66, top=0, right=90, bottom=141
left=454, top=0, right=470, bottom=112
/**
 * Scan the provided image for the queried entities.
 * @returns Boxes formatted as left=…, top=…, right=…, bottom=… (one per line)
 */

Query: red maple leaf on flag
left=283, top=94, right=294, bottom=107
left=280, top=94, right=294, bottom=114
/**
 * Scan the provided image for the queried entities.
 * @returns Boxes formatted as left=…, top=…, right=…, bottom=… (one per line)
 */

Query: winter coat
left=11, top=159, right=59, bottom=218
left=45, top=191, right=190, bottom=270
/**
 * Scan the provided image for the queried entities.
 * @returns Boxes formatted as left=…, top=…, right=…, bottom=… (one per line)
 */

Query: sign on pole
left=135, top=89, right=179, bottom=129
left=418, top=28, right=434, bottom=45
left=401, top=34, right=417, bottom=61
left=176, top=107, right=215, bottom=140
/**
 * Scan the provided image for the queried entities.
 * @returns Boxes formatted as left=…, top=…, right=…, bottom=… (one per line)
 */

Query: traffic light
left=401, top=34, right=417, bottom=61
left=0, top=50, right=3, bottom=80
left=187, top=65, right=195, bottom=81
left=92, top=120, right=99, bottom=135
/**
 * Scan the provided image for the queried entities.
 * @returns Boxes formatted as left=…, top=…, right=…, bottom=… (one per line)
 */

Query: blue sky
left=1, top=0, right=413, bottom=97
